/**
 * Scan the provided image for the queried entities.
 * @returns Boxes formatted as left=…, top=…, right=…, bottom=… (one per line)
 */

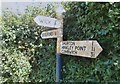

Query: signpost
left=34, top=4, right=103, bottom=84
left=55, top=5, right=65, bottom=83
left=41, top=29, right=61, bottom=39
left=34, top=16, right=61, bottom=28
left=60, top=41, right=103, bottom=58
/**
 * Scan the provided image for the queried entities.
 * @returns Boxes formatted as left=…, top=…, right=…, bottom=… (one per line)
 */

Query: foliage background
left=0, top=2, right=120, bottom=83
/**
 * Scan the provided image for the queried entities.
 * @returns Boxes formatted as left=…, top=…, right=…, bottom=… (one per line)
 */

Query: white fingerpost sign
left=34, top=16, right=61, bottom=28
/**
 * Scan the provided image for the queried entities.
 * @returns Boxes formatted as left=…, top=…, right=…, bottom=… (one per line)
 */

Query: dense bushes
left=62, top=2, right=120, bottom=82
left=1, top=4, right=57, bottom=83
left=1, top=2, right=120, bottom=83
left=0, top=48, right=31, bottom=83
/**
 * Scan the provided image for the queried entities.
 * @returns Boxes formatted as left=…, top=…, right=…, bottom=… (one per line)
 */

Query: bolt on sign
left=41, top=29, right=62, bottom=39
left=34, top=16, right=61, bottom=28
left=60, top=41, right=103, bottom=58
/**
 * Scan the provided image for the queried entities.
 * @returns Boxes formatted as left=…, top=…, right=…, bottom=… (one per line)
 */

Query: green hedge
left=1, top=5, right=57, bottom=83
left=1, top=2, right=120, bottom=83
left=62, top=2, right=120, bottom=82
left=0, top=48, right=31, bottom=83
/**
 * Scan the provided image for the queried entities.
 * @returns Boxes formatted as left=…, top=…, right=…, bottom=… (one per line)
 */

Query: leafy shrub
left=0, top=48, right=31, bottom=83
left=62, top=2, right=120, bottom=82
left=1, top=4, right=57, bottom=82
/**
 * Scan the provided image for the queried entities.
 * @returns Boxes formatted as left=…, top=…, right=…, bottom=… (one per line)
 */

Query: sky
left=1, top=2, right=53, bottom=15
left=0, top=0, right=119, bottom=15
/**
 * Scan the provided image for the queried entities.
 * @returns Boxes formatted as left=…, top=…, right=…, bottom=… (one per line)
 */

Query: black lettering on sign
left=63, top=50, right=77, bottom=54
left=54, top=20, right=57, bottom=25
left=75, top=46, right=86, bottom=51
left=38, top=19, right=51, bottom=25
left=91, top=42, right=95, bottom=57
left=42, top=32, right=53, bottom=37
left=62, top=46, right=68, bottom=49
left=39, top=19, right=44, bottom=23
left=62, top=46, right=74, bottom=50
left=49, top=32, right=53, bottom=36
left=70, top=46, right=74, bottom=50
left=71, top=51, right=77, bottom=54
left=45, top=20, right=51, bottom=24
left=83, top=46, right=86, bottom=51
left=63, top=42, right=75, bottom=46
